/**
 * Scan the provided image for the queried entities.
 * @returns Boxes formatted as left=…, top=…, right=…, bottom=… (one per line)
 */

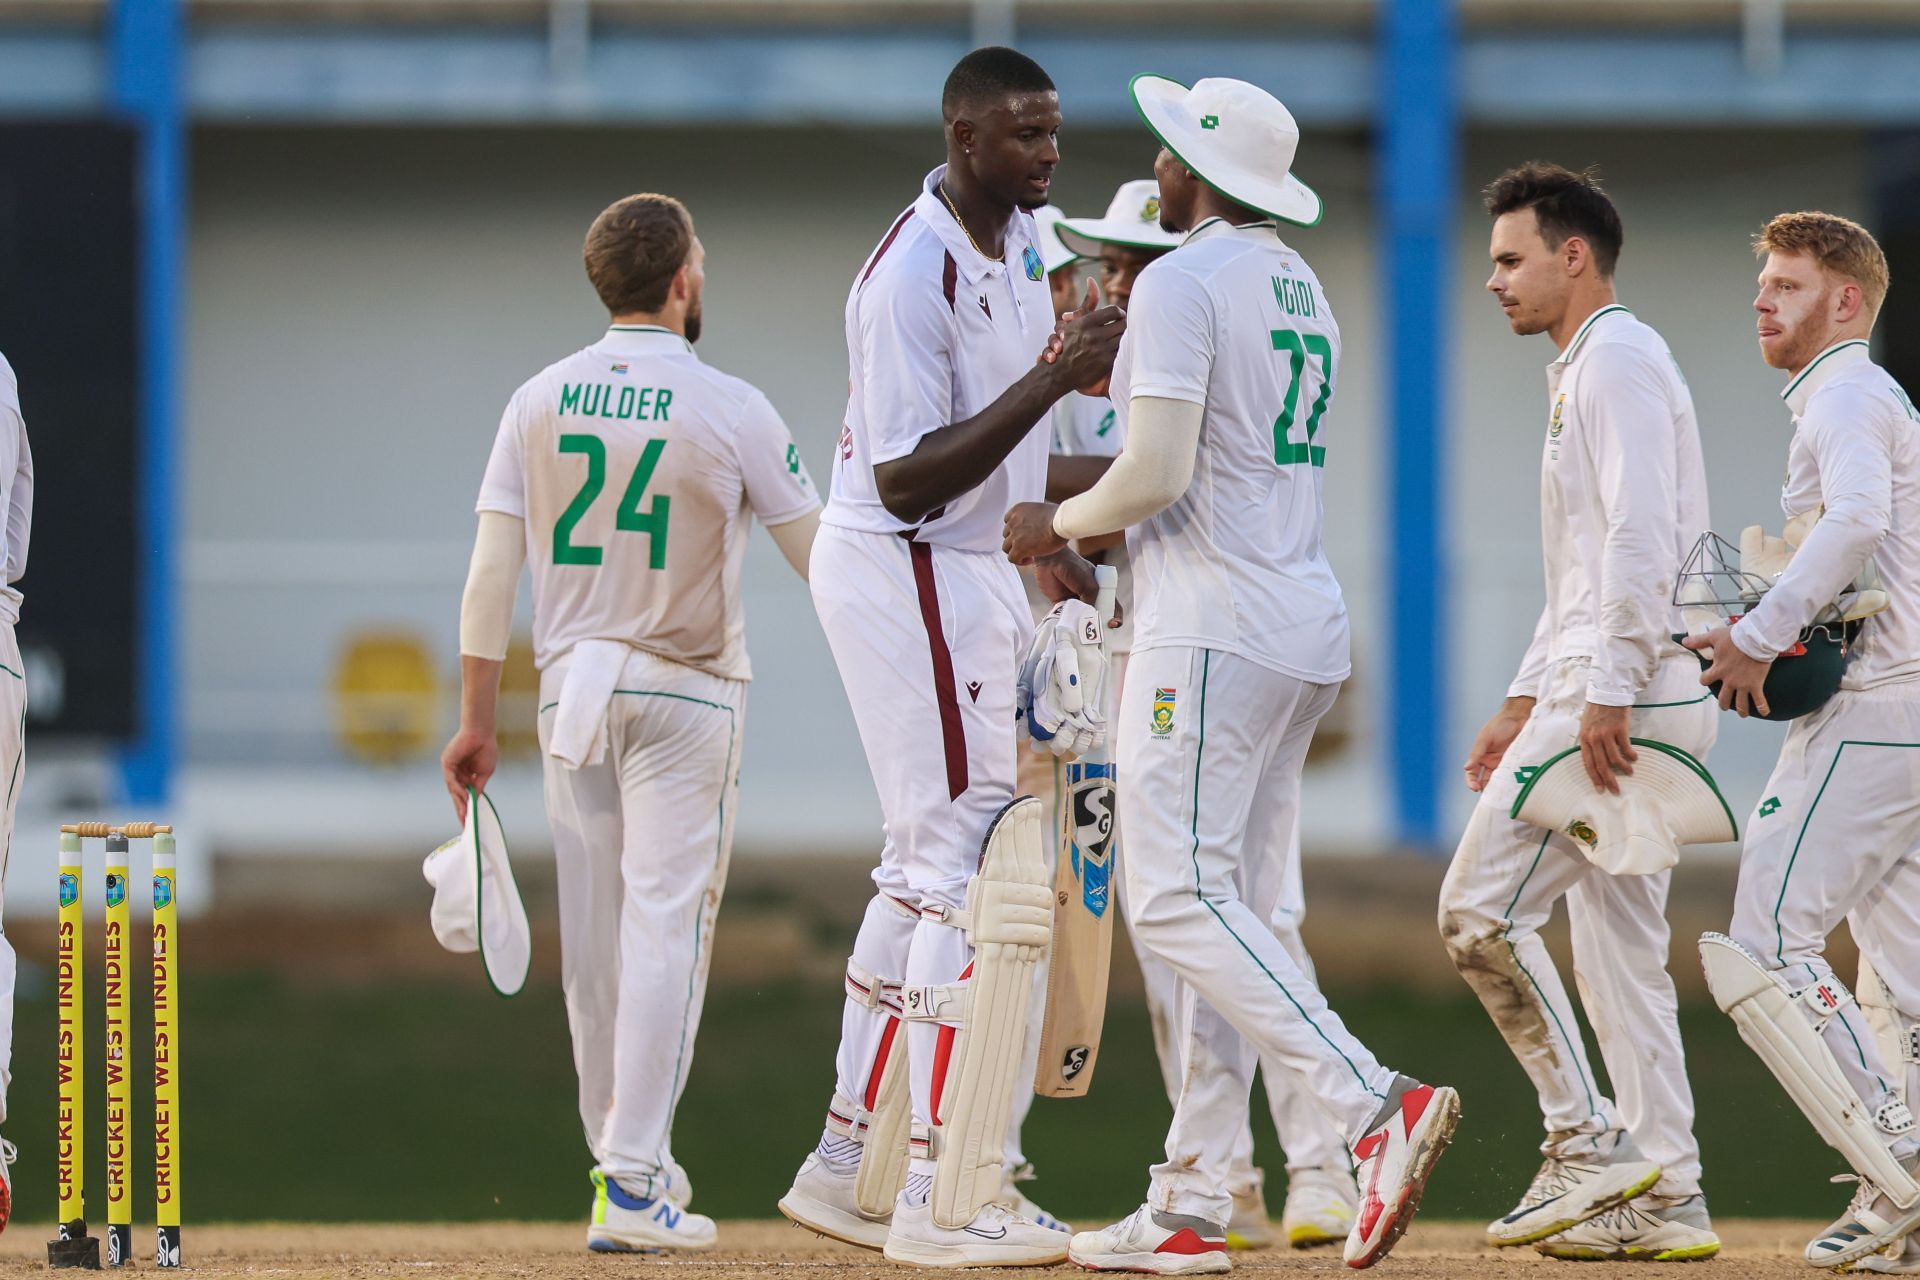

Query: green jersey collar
left=1552, top=303, right=1633, bottom=366
left=1783, top=339, right=1872, bottom=418
left=1182, top=215, right=1281, bottom=247
left=602, top=325, right=694, bottom=356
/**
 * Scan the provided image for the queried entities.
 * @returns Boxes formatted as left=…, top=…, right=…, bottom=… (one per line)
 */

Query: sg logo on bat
left=1067, top=761, right=1116, bottom=918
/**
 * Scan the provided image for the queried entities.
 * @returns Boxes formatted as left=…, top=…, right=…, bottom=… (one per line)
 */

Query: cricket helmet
left=1673, top=530, right=1862, bottom=722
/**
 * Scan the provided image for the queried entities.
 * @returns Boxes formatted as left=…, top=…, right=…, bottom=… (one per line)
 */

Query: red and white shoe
left=1343, top=1078, right=1460, bottom=1269
left=1068, top=1205, right=1230, bottom=1275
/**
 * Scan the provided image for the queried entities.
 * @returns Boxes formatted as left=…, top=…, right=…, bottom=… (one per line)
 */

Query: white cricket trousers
left=1729, top=681, right=1920, bottom=1159
left=811, top=525, right=1030, bottom=1177
left=1438, top=656, right=1712, bottom=1196
left=1120, top=646, right=1393, bottom=1225
left=538, top=646, right=745, bottom=1192
left=0, top=622, right=23, bottom=1121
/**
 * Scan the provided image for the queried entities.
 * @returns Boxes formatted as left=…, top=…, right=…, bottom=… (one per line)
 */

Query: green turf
left=8, top=968, right=1847, bottom=1225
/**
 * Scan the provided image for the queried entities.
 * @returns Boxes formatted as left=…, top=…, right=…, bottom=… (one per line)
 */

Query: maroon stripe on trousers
left=907, top=540, right=969, bottom=801
left=859, top=208, right=916, bottom=287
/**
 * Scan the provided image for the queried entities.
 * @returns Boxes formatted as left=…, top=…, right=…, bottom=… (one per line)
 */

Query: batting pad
left=930, top=796, right=1054, bottom=1229
left=855, top=1048, right=910, bottom=1216
left=1701, top=932, right=1920, bottom=1206
left=1512, top=739, right=1736, bottom=875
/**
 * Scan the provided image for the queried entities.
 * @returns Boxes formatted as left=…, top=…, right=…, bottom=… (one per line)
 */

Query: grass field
left=8, top=960, right=1851, bottom=1229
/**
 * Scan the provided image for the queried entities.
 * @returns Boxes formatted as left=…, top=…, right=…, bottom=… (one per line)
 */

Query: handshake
left=1017, top=598, right=1109, bottom=759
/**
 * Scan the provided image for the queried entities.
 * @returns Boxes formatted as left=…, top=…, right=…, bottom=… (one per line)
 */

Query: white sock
left=904, top=1172, right=932, bottom=1206
left=815, top=1133, right=862, bottom=1166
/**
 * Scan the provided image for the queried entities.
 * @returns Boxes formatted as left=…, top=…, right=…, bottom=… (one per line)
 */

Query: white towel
left=548, top=639, right=628, bottom=769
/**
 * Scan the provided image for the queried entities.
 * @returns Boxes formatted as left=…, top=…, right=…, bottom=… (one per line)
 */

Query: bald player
left=441, top=194, right=820, bottom=1253
left=776, top=46, right=1122, bottom=1270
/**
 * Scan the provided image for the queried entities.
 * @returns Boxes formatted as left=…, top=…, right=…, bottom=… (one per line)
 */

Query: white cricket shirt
left=1732, top=340, right=1920, bottom=690
left=1507, top=306, right=1711, bottom=706
left=822, top=166, right=1054, bottom=553
left=476, top=325, right=820, bottom=680
left=1114, top=218, right=1350, bottom=683
left=0, top=353, right=32, bottom=614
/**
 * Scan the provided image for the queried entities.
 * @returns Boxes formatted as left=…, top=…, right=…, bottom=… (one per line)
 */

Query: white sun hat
left=1129, top=74, right=1322, bottom=228
left=423, top=786, right=532, bottom=996
left=1028, top=206, right=1082, bottom=276
left=1510, top=740, right=1738, bottom=877
left=1055, top=180, right=1185, bottom=260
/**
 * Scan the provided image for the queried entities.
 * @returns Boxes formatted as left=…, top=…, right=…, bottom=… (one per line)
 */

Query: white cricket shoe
left=586, top=1167, right=716, bottom=1252
left=1068, top=1205, right=1231, bottom=1275
left=1849, top=1233, right=1920, bottom=1274
left=1225, top=1168, right=1273, bottom=1250
left=883, top=1193, right=1069, bottom=1268
left=1533, top=1192, right=1721, bottom=1261
left=1345, top=1076, right=1461, bottom=1269
left=1809, top=1159, right=1920, bottom=1270
left=1485, top=1129, right=1662, bottom=1247
left=777, top=1151, right=890, bottom=1251
left=996, top=1164, right=1071, bottom=1233
left=592, top=1159, right=692, bottom=1208
left=1282, top=1165, right=1358, bottom=1249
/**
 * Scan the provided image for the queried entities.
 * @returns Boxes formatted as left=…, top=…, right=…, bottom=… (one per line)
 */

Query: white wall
left=163, top=122, right=1873, bottom=863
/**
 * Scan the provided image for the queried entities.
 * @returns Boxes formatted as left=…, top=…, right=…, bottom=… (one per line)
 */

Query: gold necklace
left=938, top=181, right=1003, bottom=263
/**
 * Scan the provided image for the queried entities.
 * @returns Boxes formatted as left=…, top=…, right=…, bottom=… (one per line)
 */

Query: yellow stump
left=104, top=833, right=132, bottom=1267
left=54, top=831, right=85, bottom=1238
left=152, top=832, right=182, bottom=1268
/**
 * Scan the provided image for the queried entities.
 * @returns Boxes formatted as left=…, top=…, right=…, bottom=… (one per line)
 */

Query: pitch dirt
left=0, top=1220, right=1843, bottom=1278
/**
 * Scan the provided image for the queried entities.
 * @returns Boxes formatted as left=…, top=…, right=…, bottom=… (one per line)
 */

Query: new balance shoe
left=996, top=1164, right=1070, bottom=1234
left=587, top=1167, right=716, bottom=1252
left=1533, top=1192, right=1721, bottom=1261
left=777, top=1151, right=890, bottom=1251
left=883, top=1192, right=1068, bottom=1268
left=1486, top=1129, right=1661, bottom=1247
left=1068, top=1205, right=1230, bottom=1275
left=1344, top=1076, right=1461, bottom=1269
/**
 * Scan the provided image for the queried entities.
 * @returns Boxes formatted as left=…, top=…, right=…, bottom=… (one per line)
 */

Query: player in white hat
left=1051, top=177, right=1360, bottom=1251
left=1435, top=163, right=1722, bottom=1261
left=1005, top=75, right=1458, bottom=1273
left=441, top=193, right=822, bottom=1252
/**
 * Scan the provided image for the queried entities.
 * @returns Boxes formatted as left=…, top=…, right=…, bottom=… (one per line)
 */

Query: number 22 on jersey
left=1271, top=328, right=1331, bottom=468
left=552, top=433, right=672, bottom=568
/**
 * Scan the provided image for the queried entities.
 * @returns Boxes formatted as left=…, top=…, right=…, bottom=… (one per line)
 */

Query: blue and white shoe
left=999, top=1164, right=1071, bottom=1234
left=587, top=1167, right=716, bottom=1252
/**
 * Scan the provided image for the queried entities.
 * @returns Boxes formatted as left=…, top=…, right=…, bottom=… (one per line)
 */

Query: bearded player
left=1436, top=164, right=1719, bottom=1260
left=1006, top=76, right=1457, bottom=1273
left=775, top=47, right=1123, bottom=1268
left=1053, top=178, right=1359, bottom=1250
left=1687, top=213, right=1920, bottom=1270
left=442, top=194, right=821, bottom=1252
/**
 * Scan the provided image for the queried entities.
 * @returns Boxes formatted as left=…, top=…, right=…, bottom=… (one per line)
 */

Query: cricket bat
left=1033, top=564, right=1120, bottom=1098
